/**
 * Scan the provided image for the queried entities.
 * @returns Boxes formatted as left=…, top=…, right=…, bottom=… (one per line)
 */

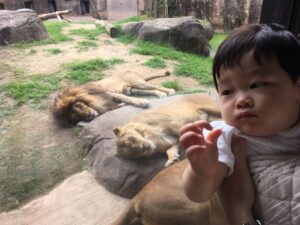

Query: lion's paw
left=165, top=153, right=180, bottom=167
left=166, top=89, right=176, bottom=96
left=137, top=99, right=150, bottom=108
left=156, top=91, right=168, bottom=98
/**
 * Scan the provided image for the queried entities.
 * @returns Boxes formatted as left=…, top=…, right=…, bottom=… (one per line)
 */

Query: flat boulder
left=122, top=16, right=213, bottom=56
left=0, top=9, right=49, bottom=45
left=79, top=96, right=185, bottom=198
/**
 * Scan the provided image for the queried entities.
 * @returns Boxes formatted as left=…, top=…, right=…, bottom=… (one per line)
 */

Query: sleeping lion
left=113, top=93, right=221, bottom=167
left=52, top=71, right=175, bottom=126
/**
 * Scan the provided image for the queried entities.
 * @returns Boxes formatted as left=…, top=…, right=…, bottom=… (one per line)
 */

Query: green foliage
left=131, top=41, right=182, bottom=60
left=75, top=40, right=98, bottom=51
left=69, top=27, right=105, bottom=40
left=175, top=54, right=213, bottom=85
left=38, top=21, right=72, bottom=45
left=27, top=49, right=37, bottom=55
left=0, top=74, right=61, bottom=105
left=47, top=48, right=62, bottom=55
left=114, top=15, right=151, bottom=28
left=113, top=15, right=151, bottom=42
left=0, top=94, right=16, bottom=125
left=14, top=21, right=71, bottom=48
left=131, top=41, right=214, bottom=85
left=143, top=57, right=166, bottom=68
left=162, top=80, right=183, bottom=91
left=209, top=33, right=228, bottom=52
left=65, top=58, right=124, bottom=84
left=116, top=34, right=136, bottom=44
left=103, top=40, right=113, bottom=45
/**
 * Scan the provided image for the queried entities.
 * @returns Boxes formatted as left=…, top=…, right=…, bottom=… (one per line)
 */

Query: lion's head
left=52, top=85, right=113, bottom=127
left=113, top=123, right=156, bottom=158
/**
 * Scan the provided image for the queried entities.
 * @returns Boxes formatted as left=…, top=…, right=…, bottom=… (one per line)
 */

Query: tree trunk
left=38, top=10, right=72, bottom=21
left=95, top=20, right=118, bottom=38
left=164, top=0, right=168, bottom=17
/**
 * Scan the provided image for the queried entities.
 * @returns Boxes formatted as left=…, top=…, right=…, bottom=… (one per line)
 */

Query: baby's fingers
left=179, top=120, right=212, bottom=135
left=206, top=129, right=222, bottom=146
left=179, top=131, right=205, bottom=149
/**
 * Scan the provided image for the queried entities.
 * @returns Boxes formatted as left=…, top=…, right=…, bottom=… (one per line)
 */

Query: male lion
left=52, top=71, right=175, bottom=126
left=110, top=159, right=227, bottom=225
left=113, top=93, right=221, bottom=167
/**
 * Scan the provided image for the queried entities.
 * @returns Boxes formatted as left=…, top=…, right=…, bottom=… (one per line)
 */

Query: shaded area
left=0, top=105, right=87, bottom=212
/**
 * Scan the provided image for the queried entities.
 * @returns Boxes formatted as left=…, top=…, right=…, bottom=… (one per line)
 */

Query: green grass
left=14, top=21, right=71, bottom=48
left=175, top=54, right=213, bottom=85
left=37, top=21, right=72, bottom=45
left=162, top=81, right=183, bottom=91
left=113, top=15, right=151, bottom=43
left=69, top=27, right=106, bottom=40
left=113, top=15, right=151, bottom=29
left=116, top=34, right=136, bottom=44
left=0, top=94, right=16, bottom=125
left=75, top=40, right=98, bottom=51
left=0, top=74, right=61, bottom=105
left=47, top=48, right=62, bottom=55
left=143, top=57, right=166, bottom=68
left=131, top=40, right=214, bottom=85
left=103, top=40, right=113, bottom=45
left=65, top=58, right=124, bottom=84
left=209, top=33, right=227, bottom=52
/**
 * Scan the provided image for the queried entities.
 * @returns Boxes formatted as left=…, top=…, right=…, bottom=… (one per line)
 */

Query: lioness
left=110, top=159, right=227, bottom=225
left=113, top=93, right=221, bottom=167
left=52, top=71, right=175, bottom=126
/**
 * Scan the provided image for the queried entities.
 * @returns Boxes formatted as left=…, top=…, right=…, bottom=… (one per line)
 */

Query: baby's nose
left=235, top=97, right=254, bottom=109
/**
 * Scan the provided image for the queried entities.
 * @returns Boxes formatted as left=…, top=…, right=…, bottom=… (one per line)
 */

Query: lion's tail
left=144, top=71, right=171, bottom=81
left=110, top=201, right=139, bottom=225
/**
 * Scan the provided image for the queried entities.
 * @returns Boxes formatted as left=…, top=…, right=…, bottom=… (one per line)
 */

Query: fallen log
left=38, top=9, right=72, bottom=21
left=95, top=20, right=118, bottom=38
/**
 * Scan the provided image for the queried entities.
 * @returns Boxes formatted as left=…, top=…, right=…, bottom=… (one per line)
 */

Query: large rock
left=0, top=9, right=49, bottom=45
left=79, top=95, right=186, bottom=198
left=122, top=16, right=213, bottom=56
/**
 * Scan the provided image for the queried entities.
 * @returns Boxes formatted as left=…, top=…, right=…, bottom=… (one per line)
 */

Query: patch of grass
left=47, top=48, right=62, bottom=55
left=0, top=63, right=26, bottom=77
left=162, top=81, right=183, bottom=91
left=65, top=58, right=124, bottom=84
left=40, top=21, right=72, bottom=44
left=131, top=40, right=214, bottom=84
left=131, top=41, right=182, bottom=60
left=27, top=49, right=37, bottom=55
left=114, top=15, right=151, bottom=29
left=103, top=40, right=113, bottom=45
left=75, top=40, right=98, bottom=51
left=143, top=57, right=166, bottom=68
left=0, top=74, right=61, bottom=105
left=69, top=27, right=106, bottom=40
left=116, top=34, right=136, bottom=44
left=209, top=33, right=227, bottom=52
left=113, top=15, right=151, bottom=43
left=0, top=94, right=16, bottom=125
left=175, top=54, right=213, bottom=85
left=178, top=89, right=207, bottom=94
left=14, top=21, right=71, bottom=48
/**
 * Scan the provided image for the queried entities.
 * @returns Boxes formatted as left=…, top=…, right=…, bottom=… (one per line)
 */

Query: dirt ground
left=0, top=17, right=211, bottom=222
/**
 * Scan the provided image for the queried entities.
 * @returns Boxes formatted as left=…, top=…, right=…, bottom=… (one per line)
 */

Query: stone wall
left=0, top=0, right=263, bottom=32
left=147, top=0, right=263, bottom=32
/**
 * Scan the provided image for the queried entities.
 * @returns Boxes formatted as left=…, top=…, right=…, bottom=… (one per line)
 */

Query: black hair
left=212, top=23, right=300, bottom=91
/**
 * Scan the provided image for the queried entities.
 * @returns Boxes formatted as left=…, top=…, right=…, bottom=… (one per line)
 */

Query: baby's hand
left=179, top=120, right=222, bottom=178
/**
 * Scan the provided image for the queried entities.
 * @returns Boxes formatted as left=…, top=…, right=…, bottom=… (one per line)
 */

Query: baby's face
left=217, top=51, right=300, bottom=136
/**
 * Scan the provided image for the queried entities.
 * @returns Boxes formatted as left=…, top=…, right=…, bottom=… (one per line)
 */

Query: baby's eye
left=221, top=89, right=234, bottom=96
left=250, top=81, right=266, bottom=89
